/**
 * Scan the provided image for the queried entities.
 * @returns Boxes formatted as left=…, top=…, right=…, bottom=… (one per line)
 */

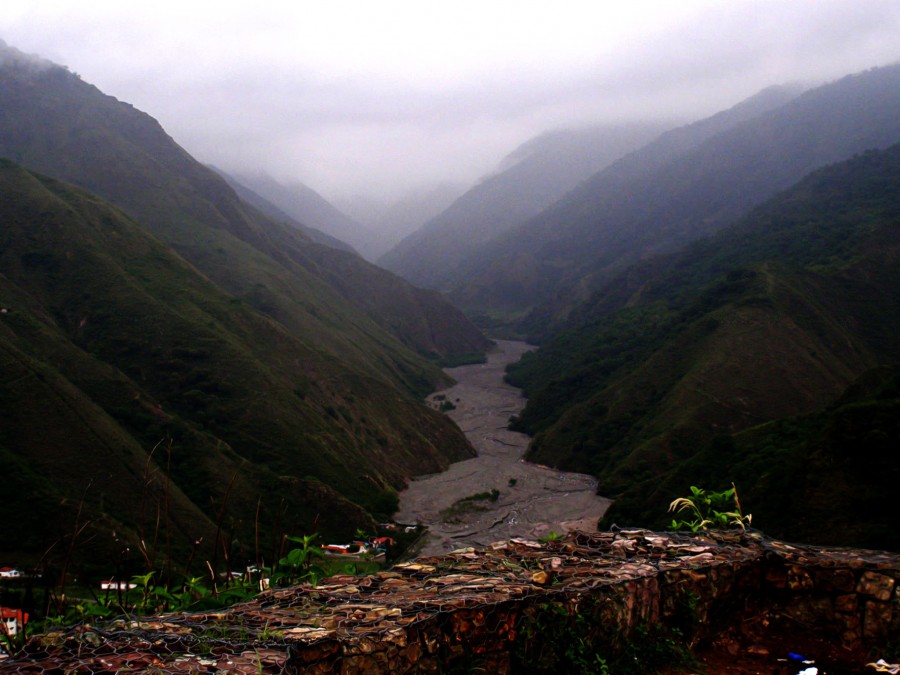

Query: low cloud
left=1, top=1, right=899, bottom=202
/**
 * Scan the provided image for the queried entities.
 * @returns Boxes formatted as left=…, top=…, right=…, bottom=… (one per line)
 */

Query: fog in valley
left=2, top=1, right=898, bottom=222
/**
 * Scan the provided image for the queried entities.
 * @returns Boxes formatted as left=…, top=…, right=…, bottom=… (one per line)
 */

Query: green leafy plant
left=668, top=483, right=751, bottom=533
left=270, top=533, right=326, bottom=587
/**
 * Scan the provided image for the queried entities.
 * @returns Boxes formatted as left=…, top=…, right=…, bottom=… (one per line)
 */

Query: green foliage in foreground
left=668, top=485, right=752, bottom=533
left=0, top=533, right=387, bottom=657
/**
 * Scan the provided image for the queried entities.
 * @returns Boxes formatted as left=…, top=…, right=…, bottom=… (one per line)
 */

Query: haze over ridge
left=1, top=1, right=898, bottom=209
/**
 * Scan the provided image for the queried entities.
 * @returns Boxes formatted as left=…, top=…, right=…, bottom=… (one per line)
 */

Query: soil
left=395, top=340, right=611, bottom=557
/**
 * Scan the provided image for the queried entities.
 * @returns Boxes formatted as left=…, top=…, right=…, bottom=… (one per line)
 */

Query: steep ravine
left=396, top=340, right=610, bottom=556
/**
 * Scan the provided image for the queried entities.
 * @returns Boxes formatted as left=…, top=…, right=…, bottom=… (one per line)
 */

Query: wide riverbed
left=395, top=340, right=611, bottom=557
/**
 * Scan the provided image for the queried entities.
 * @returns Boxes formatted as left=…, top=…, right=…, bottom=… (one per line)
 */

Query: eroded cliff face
left=6, top=530, right=899, bottom=672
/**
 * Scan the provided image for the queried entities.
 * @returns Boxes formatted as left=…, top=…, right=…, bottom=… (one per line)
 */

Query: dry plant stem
left=138, top=439, right=165, bottom=570
left=254, top=496, right=262, bottom=573
left=211, top=472, right=238, bottom=581
left=57, top=480, right=93, bottom=612
left=164, top=438, right=173, bottom=585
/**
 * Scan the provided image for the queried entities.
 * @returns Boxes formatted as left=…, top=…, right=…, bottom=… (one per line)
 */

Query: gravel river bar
left=396, top=339, right=611, bottom=557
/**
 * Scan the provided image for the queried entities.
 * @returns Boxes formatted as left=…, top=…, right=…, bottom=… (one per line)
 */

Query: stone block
left=814, top=569, right=856, bottom=593
left=857, top=571, right=895, bottom=601
left=863, top=599, right=893, bottom=640
left=787, top=566, right=814, bottom=592
left=837, top=612, right=861, bottom=645
left=765, top=566, right=787, bottom=589
left=834, top=593, right=858, bottom=613
left=785, top=596, right=834, bottom=625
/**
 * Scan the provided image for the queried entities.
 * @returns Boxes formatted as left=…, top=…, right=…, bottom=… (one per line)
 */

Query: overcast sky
left=2, top=1, right=899, bottom=203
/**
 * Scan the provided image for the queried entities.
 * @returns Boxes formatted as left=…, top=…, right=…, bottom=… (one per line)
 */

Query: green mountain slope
left=0, top=159, right=475, bottom=567
left=505, top=144, right=900, bottom=541
left=600, top=366, right=900, bottom=551
left=0, top=40, right=490, bottom=393
left=446, top=66, right=899, bottom=321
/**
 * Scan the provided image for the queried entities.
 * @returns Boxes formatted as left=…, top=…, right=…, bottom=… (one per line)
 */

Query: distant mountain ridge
left=438, top=67, right=899, bottom=324
left=211, top=165, right=358, bottom=254
left=379, top=121, right=672, bottom=290
left=0, top=39, right=491, bottom=382
left=228, top=171, right=385, bottom=262
left=337, top=183, right=467, bottom=261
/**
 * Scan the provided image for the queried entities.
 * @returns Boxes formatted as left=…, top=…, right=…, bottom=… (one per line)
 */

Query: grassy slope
left=0, top=161, right=474, bottom=567
left=600, top=367, right=900, bottom=551
left=505, top=144, right=900, bottom=546
left=0, top=50, right=489, bottom=395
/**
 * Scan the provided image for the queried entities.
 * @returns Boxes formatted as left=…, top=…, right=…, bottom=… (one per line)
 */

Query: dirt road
left=395, top=340, right=611, bottom=556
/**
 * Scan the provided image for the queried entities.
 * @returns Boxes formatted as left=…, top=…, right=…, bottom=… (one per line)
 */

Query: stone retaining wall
left=2, top=530, right=898, bottom=673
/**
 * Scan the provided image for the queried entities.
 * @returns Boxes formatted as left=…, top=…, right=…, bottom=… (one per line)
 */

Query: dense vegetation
left=505, top=143, right=900, bottom=549
left=0, top=43, right=491, bottom=572
left=0, top=160, right=475, bottom=567
left=603, top=366, right=900, bottom=551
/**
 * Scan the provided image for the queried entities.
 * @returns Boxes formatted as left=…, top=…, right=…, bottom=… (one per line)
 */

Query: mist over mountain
left=379, top=122, right=672, bottom=290
left=437, top=68, right=898, bottom=325
left=1, top=15, right=899, bottom=574
left=226, top=171, right=384, bottom=262
left=0, top=40, right=491, bottom=564
left=335, top=182, right=467, bottom=260
left=211, top=166, right=358, bottom=254
left=0, top=40, right=490, bottom=373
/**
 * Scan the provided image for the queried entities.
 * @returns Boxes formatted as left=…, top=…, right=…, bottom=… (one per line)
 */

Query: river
left=395, top=339, right=611, bottom=557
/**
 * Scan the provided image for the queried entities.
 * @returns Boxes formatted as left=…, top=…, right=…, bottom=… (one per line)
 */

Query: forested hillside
left=0, top=41, right=491, bottom=568
left=506, top=143, right=900, bottom=548
left=0, top=42, right=491, bottom=388
left=0, top=160, right=478, bottom=567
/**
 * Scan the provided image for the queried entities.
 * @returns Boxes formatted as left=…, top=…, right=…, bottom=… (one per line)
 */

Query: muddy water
left=396, top=340, right=611, bottom=557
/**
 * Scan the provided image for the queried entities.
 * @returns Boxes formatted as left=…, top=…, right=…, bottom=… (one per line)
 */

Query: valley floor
left=395, top=340, right=610, bottom=556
